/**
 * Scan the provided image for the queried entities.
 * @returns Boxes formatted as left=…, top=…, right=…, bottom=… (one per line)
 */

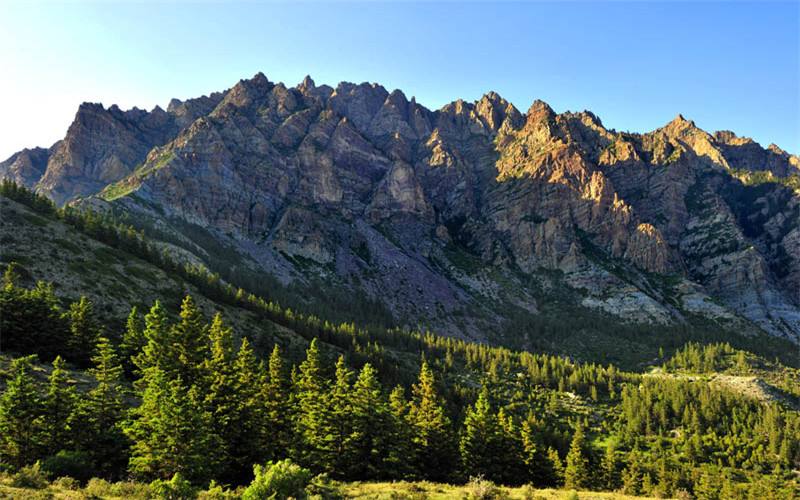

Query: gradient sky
left=1, top=1, right=798, bottom=160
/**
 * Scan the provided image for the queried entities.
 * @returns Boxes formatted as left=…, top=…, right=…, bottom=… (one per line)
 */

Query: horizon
left=1, top=1, right=798, bottom=159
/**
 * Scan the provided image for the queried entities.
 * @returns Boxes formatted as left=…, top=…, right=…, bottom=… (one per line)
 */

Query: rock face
left=4, top=72, right=799, bottom=344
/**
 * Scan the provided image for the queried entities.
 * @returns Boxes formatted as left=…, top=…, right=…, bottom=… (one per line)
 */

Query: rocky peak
left=474, top=91, right=523, bottom=133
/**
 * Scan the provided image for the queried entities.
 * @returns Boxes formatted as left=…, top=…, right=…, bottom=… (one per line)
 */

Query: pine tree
left=171, top=295, right=209, bottom=382
left=386, top=385, right=415, bottom=480
left=126, top=369, right=220, bottom=484
left=74, top=337, right=128, bottom=478
left=64, top=296, right=102, bottom=365
left=344, top=363, right=393, bottom=480
left=600, top=440, right=620, bottom=491
left=621, top=449, right=642, bottom=496
left=293, top=338, right=333, bottom=471
left=407, top=360, right=456, bottom=482
left=121, top=306, right=145, bottom=376
left=202, top=313, right=238, bottom=480
left=547, top=447, right=564, bottom=487
left=135, top=300, right=171, bottom=377
left=43, top=356, right=76, bottom=455
left=459, top=386, right=502, bottom=480
left=564, top=421, right=590, bottom=489
left=0, top=356, right=44, bottom=470
left=263, top=344, right=291, bottom=460
left=230, top=337, right=268, bottom=483
left=329, top=356, right=354, bottom=476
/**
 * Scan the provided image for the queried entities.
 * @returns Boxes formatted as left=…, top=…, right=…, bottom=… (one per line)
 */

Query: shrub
left=85, top=478, right=114, bottom=497
left=242, top=459, right=313, bottom=500
left=305, top=473, right=343, bottom=499
left=149, top=473, right=197, bottom=500
left=198, top=480, right=238, bottom=500
left=51, top=476, right=81, bottom=490
left=11, top=461, right=49, bottom=489
left=562, top=491, right=579, bottom=500
left=41, top=450, right=94, bottom=482
left=465, top=476, right=509, bottom=500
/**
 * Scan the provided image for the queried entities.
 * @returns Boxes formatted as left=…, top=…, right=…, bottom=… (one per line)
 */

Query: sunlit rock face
left=5, top=73, right=799, bottom=343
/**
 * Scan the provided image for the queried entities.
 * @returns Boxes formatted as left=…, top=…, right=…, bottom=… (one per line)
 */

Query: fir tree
left=263, top=344, right=291, bottom=460
left=121, top=306, right=145, bottom=376
left=0, top=356, right=44, bottom=469
left=386, top=385, right=415, bottom=479
left=171, top=295, right=209, bottom=382
left=459, top=386, right=502, bottom=480
left=600, top=440, right=620, bottom=491
left=293, top=339, right=333, bottom=471
left=43, top=356, right=76, bottom=455
left=407, top=360, right=456, bottom=482
left=64, top=296, right=102, bottom=366
left=564, top=421, right=590, bottom=489
left=344, top=363, right=393, bottom=480
left=126, top=369, right=220, bottom=484
left=74, top=337, right=128, bottom=477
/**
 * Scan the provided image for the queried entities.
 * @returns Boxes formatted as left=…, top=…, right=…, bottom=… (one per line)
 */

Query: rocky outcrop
left=6, top=72, right=799, bottom=344
left=0, top=146, right=53, bottom=188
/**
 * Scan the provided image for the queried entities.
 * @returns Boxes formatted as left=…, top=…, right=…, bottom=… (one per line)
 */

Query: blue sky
left=1, top=1, right=797, bottom=159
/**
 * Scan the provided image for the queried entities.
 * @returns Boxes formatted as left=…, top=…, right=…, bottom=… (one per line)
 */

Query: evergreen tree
left=407, top=360, right=456, bottom=482
left=202, top=313, right=238, bottom=480
left=64, top=296, right=102, bottom=366
left=600, top=440, right=620, bottom=491
left=74, top=337, right=128, bottom=478
left=386, top=385, right=415, bottom=479
left=171, top=295, right=209, bottom=382
left=230, top=337, right=268, bottom=483
left=134, top=300, right=171, bottom=377
left=126, top=369, right=219, bottom=484
left=0, top=356, right=44, bottom=469
left=293, top=339, right=333, bottom=471
left=564, top=421, right=590, bottom=489
left=43, top=356, right=76, bottom=456
left=459, top=386, right=503, bottom=480
left=344, top=363, right=393, bottom=480
left=121, top=306, right=145, bottom=376
left=330, top=356, right=354, bottom=476
left=547, top=447, right=564, bottom=487
left=263, top=344, right=291, bottom=460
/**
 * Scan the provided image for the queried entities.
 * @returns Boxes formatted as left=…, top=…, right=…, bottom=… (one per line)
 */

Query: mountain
left=3, top=72, right=799, bottom=350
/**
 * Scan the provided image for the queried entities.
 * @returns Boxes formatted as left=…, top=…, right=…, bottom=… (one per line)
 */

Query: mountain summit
left=3, top=73, right=799, bottom=348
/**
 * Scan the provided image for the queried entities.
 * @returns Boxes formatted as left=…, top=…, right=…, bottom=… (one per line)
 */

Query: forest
left=0, top=182, right=799, bottom=499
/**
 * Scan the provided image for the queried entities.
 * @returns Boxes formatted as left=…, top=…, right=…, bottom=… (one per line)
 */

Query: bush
left=198, top=480, right=239, bottom=499
left=242, top=459, right=313, bottom=500
left=149, top=473, right=197, bottom=499
left=562, top=491, right=579, bottom=500
left=41, top=450, right=93, bottom=482
left=465, top=476, right=509, bottom=500
left=51, top=476, right=81, bottom=490
left=305, top=473, right=342, bottom=499
left=11, top=461, right=49, bottom=489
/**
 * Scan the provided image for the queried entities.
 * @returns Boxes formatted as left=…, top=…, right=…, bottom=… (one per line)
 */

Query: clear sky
left=1, top=1, right=798, bottom=160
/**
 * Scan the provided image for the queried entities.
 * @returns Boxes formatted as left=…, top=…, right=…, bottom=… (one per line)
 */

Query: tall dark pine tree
left=293, top=339, right=333, bottom=471
left=460, top=386, right=503, bottom=481
left=564, top=421, right=590, bottom=489
left=0, top=356, right=44, bottom=469
left=64, top=296, right=102, bottom=366
left=74, top=337, right=128, bottom=478
left=170, top=295, right=209, bottom=383
left=125, top=368, right=220, bottom=484
left=263, top=344, right=292, bottom=460
left=120, top=306, right=145, bottom=376
left=43, top=356, right=76, bottom=456
left=407, top=360, right=456, bottom=482
left=344, top=363, right=393, bottom=480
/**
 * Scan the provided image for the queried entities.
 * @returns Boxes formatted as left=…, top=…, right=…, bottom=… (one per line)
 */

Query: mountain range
left=3, top=72, right=799, bottom=353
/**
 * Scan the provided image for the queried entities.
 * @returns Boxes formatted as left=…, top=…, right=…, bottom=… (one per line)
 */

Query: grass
left=0, top=476, right=664, bottom=500
left=340, top=481, right=657, bottom=499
